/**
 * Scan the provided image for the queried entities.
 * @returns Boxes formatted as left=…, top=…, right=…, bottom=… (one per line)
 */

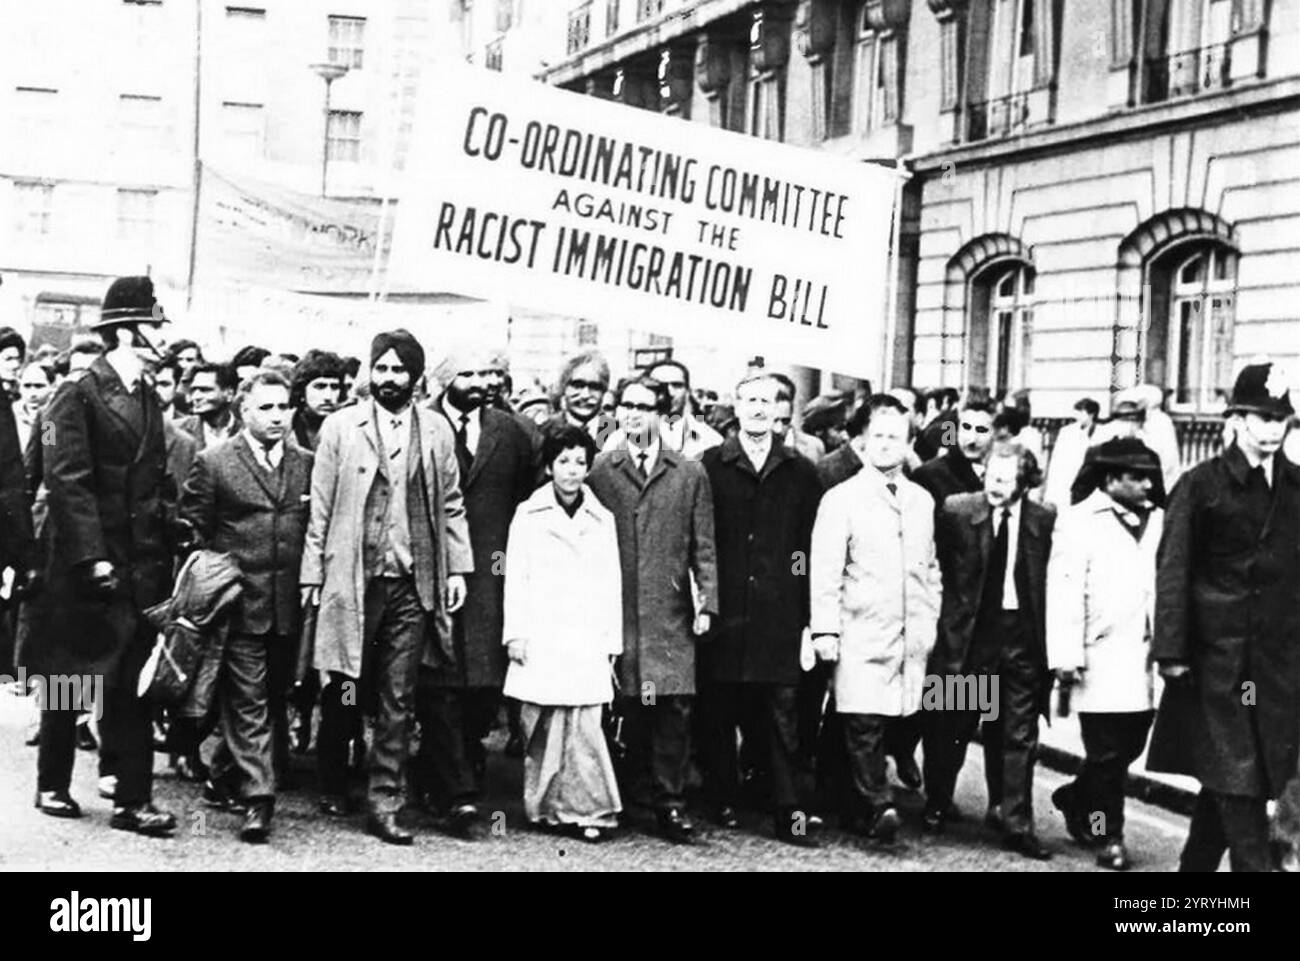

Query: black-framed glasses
left=619, top=401, right=658, bottom=413
left=567, top=378, right=607, bottom=393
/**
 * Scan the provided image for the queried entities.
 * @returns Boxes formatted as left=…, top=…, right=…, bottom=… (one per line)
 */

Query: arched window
left=969, top=261, right=1036, bottom=395
left=1162, top=245, right=1237, bottom=410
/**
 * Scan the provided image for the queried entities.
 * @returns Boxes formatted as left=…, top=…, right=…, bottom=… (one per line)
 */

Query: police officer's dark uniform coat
left=1148, top=444, right=1300, bottom=798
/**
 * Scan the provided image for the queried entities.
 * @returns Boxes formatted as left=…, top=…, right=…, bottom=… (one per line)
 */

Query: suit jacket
left=588, top=446, right=719, bottom=695
left=929, top=492, right=1056, bottom=714
left=300, top=402, right=473, bottom=680
left=912, top=449, right=982, bottom=513
left=176, top=412, right=241, bottom=452
left=21, top=357, right=173, bottom=680
left=180, top=435, right=314, bottom=636
left=430, top=401, right=537, bottom=688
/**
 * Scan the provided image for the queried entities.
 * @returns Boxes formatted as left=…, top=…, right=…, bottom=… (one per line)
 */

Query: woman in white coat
left=1046, top=438, right=1165, bottom=870
left=502, top=425, right=623, bottom=842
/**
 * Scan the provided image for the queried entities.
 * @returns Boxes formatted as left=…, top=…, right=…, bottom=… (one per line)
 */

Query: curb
left=1037, top=743, right=1198, bottom=817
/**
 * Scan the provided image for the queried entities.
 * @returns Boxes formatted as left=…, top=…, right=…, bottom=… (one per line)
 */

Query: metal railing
left=1143, top=43, right=1231, bottom=103
left=484, top=37, right=503, bottom=72
left=963, top=91, right=1032, bottom=142
left=567, top=2, right=592, bottom=55
left=1033, top=414, right=1226, bottom=475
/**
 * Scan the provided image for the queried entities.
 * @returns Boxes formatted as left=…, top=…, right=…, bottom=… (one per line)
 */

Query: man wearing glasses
left=546, top=351, right=617, bottom=448
left=588, top=374, right=718, bottom=844
left=648, top=360, right=722, bottom=460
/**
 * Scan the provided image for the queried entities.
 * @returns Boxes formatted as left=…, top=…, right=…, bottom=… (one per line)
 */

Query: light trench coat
left=1046, top=490, right=1163, bottom=713
left=810, top=468, right=941, bottom=716
left=502, top=484, right=623, bottom=706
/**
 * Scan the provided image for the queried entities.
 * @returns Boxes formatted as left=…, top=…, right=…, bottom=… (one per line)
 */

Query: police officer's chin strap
left=129, top=324, right=167, bottom=364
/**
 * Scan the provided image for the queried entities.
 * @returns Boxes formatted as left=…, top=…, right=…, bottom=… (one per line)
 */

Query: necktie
left=985, top=506, right=1011, bottom=612
left=886, top=482, right=898, bottom=497
left=388, top=419, right=403, bottom=462
left=636, top=451, right=649, bottom=482
left=453, top=412, right=473, bottom=475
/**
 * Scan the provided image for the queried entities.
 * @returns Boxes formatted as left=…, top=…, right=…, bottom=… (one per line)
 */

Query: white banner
left=388, top=62, right=898, bottom=378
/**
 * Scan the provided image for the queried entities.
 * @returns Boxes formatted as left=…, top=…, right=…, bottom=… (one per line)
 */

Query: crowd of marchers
left=3, top=274, right=1299, bottom=872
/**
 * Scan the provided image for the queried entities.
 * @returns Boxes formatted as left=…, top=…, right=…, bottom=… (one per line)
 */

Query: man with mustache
left=414, top=345, right=536, bottom=839
left=300, top=330, right=472, bottom=845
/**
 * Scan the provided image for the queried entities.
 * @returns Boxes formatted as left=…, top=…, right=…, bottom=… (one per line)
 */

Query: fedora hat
left=1073, top=437, right=1166, bottom=507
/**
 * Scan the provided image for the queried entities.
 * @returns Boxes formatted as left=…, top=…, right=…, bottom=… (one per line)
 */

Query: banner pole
left=881, top=158, right=909, bottom=392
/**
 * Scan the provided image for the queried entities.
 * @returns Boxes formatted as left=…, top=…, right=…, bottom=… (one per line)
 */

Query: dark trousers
left=209, top=633, right=291, bottom=794
left=38, top=664, right=154, bottom=806
left=923, top=613, right=1043, bottom=836
left=619, top=694, right=692, bottom=811
left=1180, top=789, right=1272, bottom=872
left=318, top=577, right=424, bottom=814
left=412, top=676, right=487, bottom=812
left=1056, top=710, right=1154, bottom=842
left=842, top=713, right=894, bottom=815
left=700, top=682, right=802, bottom=812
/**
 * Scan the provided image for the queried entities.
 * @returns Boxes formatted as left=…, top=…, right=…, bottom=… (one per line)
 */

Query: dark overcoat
left=429, top=404, right=536, bottom=688
left=1147, top=445, right=1300, bottom=798
left=700, top=438, right=822, bottom=686
left=928, top=492, right=1056, bottom=715
left=179, top=435, right=314, bottom=637
left=587, top=448, right=719, bottom=696
left=0, top=396, right=36, bottom=574
left=912, top=449, right=982, bottom=512
left=20, top=358, right=173, bottom=682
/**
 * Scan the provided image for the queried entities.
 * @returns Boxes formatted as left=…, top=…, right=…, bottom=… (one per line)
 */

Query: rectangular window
left=13, top=181, right=54, bottom=238
left=221, top=101, right=265, bottom=160
left=606, top=0, right=620, bottom=36
left=118, top=93, right=168, bottom=151
left=637, top=0, right=664, bottom=22
left=116, top=188, right=157, bottom=245
left=567, top=3, right=592, bottom=54
left=328, top=15, right=366, bottom=69
left=484, top=38, right=503, bottom=71
left=327, top=110, right=362, bottom=162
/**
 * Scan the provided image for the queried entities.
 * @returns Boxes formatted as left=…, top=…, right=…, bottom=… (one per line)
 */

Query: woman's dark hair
left=994, top=406, right=1030, bottom=434
left=542, top=424, right=598, bottom=469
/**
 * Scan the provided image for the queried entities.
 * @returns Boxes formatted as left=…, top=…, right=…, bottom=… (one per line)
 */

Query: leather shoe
left=443, top=804, right=488, bottom=841
left=984, top=803, right=1004, bottom=832
left=1002, top=832, right=1052, bottom=860
left=893, top=754, right=923, bottom=791
left=921, top=807, right=946, bottom=834
left=319, top=795, right=351, bottom=817
left=366, top=811, right=414, bottom=845
left=1096, top=839, right=1131, bottom=871
left=657, top=808, right=699, bottom=845
left=240, top=800, right=273, bottom=844
left=35, top=790, right=82, bottom=819
left=1051, top=785, right=1097, bottom=847
left=869, top=806, right=901, bottom=844
left=203, top=778, right=248, bottom=815
left=75, top=718, right=98, bottom=752
left=712, top=805, right=739, bottom=829
left=111, top=804, right=177, bottom=837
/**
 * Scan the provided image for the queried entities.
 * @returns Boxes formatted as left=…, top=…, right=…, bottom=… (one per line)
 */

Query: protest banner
left=387, top=62, right=899, bottom=379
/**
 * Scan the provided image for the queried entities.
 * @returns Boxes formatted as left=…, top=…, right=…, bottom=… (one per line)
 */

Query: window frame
left=328, top=15, right=366, bottom=70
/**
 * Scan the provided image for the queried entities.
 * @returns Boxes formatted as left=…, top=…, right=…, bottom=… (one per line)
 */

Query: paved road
left=0, top=688, right=1189, bottom=871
